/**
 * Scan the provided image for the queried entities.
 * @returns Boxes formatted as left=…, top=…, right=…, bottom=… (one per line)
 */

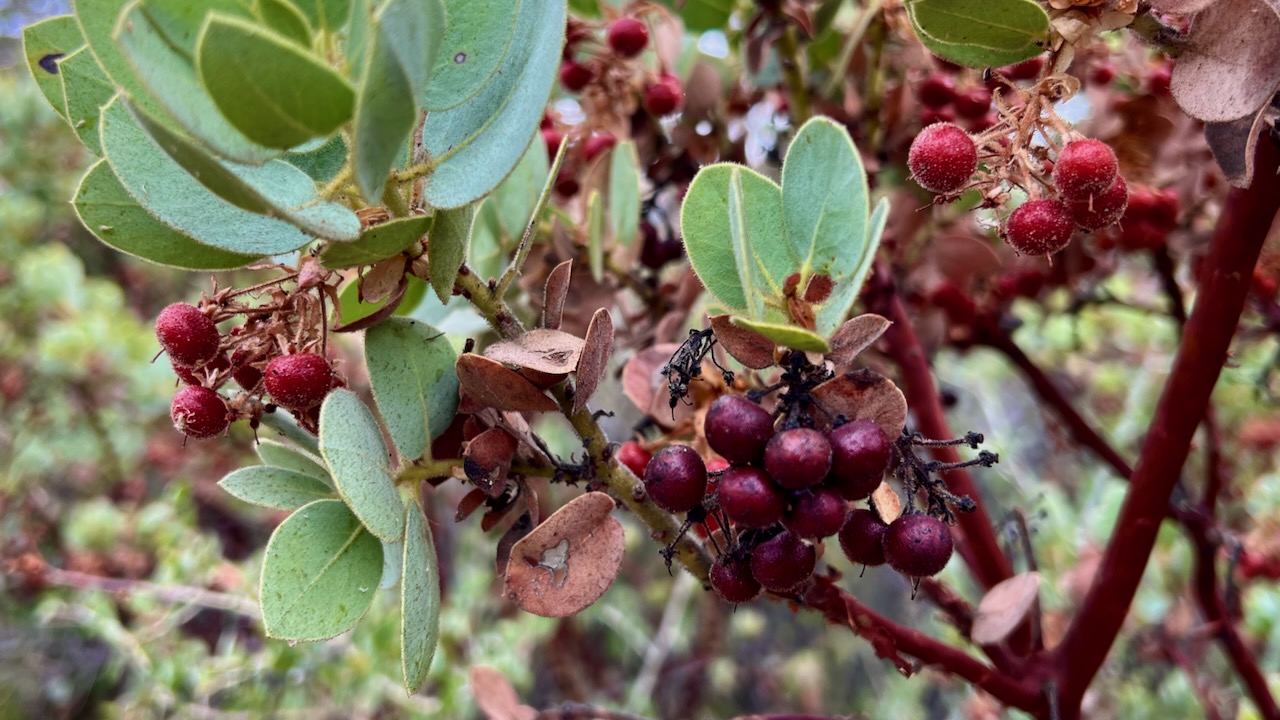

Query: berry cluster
left=916, top=71, right=997, bottom=133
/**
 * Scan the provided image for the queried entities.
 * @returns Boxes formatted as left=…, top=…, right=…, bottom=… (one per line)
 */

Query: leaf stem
left=495, top=139, right=570, bottom=299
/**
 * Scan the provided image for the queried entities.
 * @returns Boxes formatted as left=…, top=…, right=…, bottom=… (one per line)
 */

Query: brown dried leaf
left=709, top=315, right=776, bottom=369
left=621, top=344, right=677, bottom=417
left=871, top=482, right=902, bottom=523
left=574, top=309, right=615, bottom=414
left=481, top=496, right=521, bottom=532
left=1205, top=107, right=1272, bottom=188
left=1170, top=0, right=1280, bottom=122
left=455, top=488, right=490, bottom=522
left=503, top=492, right=625, bottom=618
left=518, top=367, right=567, bottom=389
left=495, top=512, right=534, bottom=576
left=361, top=256, right=407, bottom=304
left=1147, top=0, right=1218, bottom=12
left=332, top=277, right=407, bottom=332
left=456, top=354, right=560, bottom=413
left=811, top=369, right=909, bottom=439
left=971, top=572, right=1042, bottom=645
left=827, top=314, right=892, bottom=367
left=932, top=234, right=1003, bottom=287
left=464, top=427, right=519, bottom=497
left=804, top=274, right=834, bottom=304
left=543, top=260, right=572, bottom=330
left=484, top=330, right=585, bottom=374
left=469, top=666, right=537, bottom=720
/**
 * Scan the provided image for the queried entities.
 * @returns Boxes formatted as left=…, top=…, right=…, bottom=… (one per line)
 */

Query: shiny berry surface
left=718, top=467, right=786, bottom=528
left=883, top=514, right=954, bottom=577
left=617, top=441, right=653, bottom=478
left=783, top=488, right=848, bottom=539
left=827, top=420, right=892, bottom=501
left=764, top=428, right=832, bottom=490
left=704, top=395, right=775, bottom=466
left=607, top=17, right=649, bottom=57
left=710, top=554, right=762, bottom=603
left=750, top=531, right=816, bottom=592
left=643, top=445, right=707, bottom=513
left=838, top=509, right=889, bottom=566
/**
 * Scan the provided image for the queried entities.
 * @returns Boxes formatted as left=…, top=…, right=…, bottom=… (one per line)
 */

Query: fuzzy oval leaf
left=380, top=540, right=403, bottom=590
left=815, top=196, right=888, bottom=338
left=292, top=0, right=352, bottom=32
left=971, top=572, right=1042, bottom=645
left=365, top=318, right=460, bottom=461
left=731, top=317, right=830, bottom=353
left=421, top=0, right=565, bottom=208
left=260, top=498, right=382, bottom=641
left=402, top=502, right=442, bottom=693
left=257, top=437, right=332, bottom=484
left=219, top=466, right=336, bottom=510
left=494, top=141, right=551, bottom=241
left=425, top=0, right=521, bottom=111
left=658, top=0, right=731, bottom=31
left=59, top=47, right=114, bottom=155
left=73, top=160, right=262, bottom=270
left=542, top=259, right=572, bottom=330
left=99, top=99, right=313, bottom=256
left=352, top=11, right=417, bottom=201
left=905, top=0, right=1049, bottom=69
left=609, top=140, right=641, bottom=247
left=485, top=330, right=585, bottom=375
left=319, top=389, right=406, bottom=542
left=709, top=314, right=776, bottom=369
left=257, top=0, right=314, bottom=45
left=1170, top=0, right=1280, bottom=123
left=22, top=15, right=83, bottom=121
left=428, top=204, right=474, bottom=302
left=72, top=0, right=167, bottom=119
left=284, top=135, right=348, bottom=182
left=456, top=354, right=559, bottom=413
left=380, top=0, right=445, bottom=108
left=197, top=14, right=355, bottom=148
left=827, top=313, right=892, bottom=366
left=321, top=215, right=431, bottom=269
left=573, top=309, right=614, bottom=413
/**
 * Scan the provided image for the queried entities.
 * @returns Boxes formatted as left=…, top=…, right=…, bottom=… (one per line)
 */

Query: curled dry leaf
left=621, top=343, right=679, bottom=425
left=574, top=308, right=615, bottom=414
left=811, top=369, right=910, bottom=439
left=361, top=256, right=408, bottom=305
left=463, top=427, right=519, bottom=497
left=709, top=314, right=775, bottom=370
left=827, top=314, right=892, bottom=367
left=871, top=482, right=903, bottom=523
left=456, top=354, right=560, bottom=413
left=542, top=259, right=572, bottom=330
left=469, top=665, right=537, bottom=720
left=518, top=367, right=567, bottom=389
left=1204, top=107, right=1272, bottom=188
left=1170, top=0, right=1280, bottom=122
left=484, top=329, right=585, bottom=375
left=455, top=488, right=490, bottom=522
left=495, top=512, right=534, bottom=577
left=970, top=572, right=1043, bottom=645
left=503, top=492, right=625, bottom=618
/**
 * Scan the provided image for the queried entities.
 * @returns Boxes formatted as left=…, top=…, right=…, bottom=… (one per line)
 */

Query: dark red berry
left=617, top=440, right=653, bottom=478
left=750, top=531, right=816, bottom=591
left=826, top=420, right=891, bottom=501
left=1005, top=198, right=1075, bottom=256
left=764, top=428, right=832, bottom=489
left=559, top=60, right=593, bottom=92
left=583, top=132, right=617, bottom=162
left=643, top=75, right=683, bottom=116
left=920, top=106, right=955, bottom=127
left=717, top=467, right=786, bottom=528
left=838, top=509, right=889, bottom=566
left=639, top=221, right=684, bottom=269
left=1148, top=64, right=1172, bottom=97
left=918, top=73, right=956, bottom=108
left=172, top=359, right=201, bottom=386
left=264, top=353, right=333, bottom=411
left=1053, top=139, right=1118, bottom=201
left=155, top=303, right=220, bottom=367
left=230, top=350, right=263, bottom=391
left=908, top=122, right=977, bottom=195
left=710, top=553, right=762, bottom=603
left=607, top=17, right=648, bottom=58
left=1002, top=56, right=1044, bottom=81
left=1070, top=175, right=1129, bottom=230
left=883, top=513, right=954, bottom=577
left=542, top=128, right=563, bottom=158
left=170, top=385, right=228, bottom=439
left=1089, top=62, right=1116, bottom=86
left=954, top=87, right=992, bottom=120
left=643, top=445, right=707, bottom=513
left=704, top=395, right=775, bottom=466
left=1151, top=188, right=1180, bottom=228
left=783, top=488, right=848, bottom=539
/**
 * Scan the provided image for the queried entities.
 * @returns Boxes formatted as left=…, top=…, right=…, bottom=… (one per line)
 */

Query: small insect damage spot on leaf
left=38, top=53, right=64, bottom=74
left=454, top=53, right=467, bottom=64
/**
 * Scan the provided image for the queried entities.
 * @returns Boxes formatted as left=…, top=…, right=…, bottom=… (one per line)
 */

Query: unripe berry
left=883, top=513, right=954, bottom=577
left=1069, top=175, right=1129, bottom=230
left=617, top=440, right=653, bottom=478
left=764, top=428, right=832, bottom=489
left=750, top=531, right=816, bottom=592
left=170, top=386, right=229, bottom=439
left=1005, top=198, right=1075, bottom=256
left=643, top=75, right=683, bottom=116
left=607, top=17, right=648, bottom=58
left=826, top=420, right=891, bottom=501
left=1053, top=139, right=1119, bottom=201
left=710, top=553, right=762, bottom=603
left=954, top=87, right=993, bottom=120
left=783, top=488, right=848, bottom=539
left=908, top=123, right=977, bottom=196
left=838, top=509, right=889, bottom=566
left=643, top=445, right=707, bottom=513
left=718, top=467, right=786, bottom=528
left=704, top=395, right=775, bottom=466
left=264, top=353, right=333, bottom=411
left=918, top=73, right=956, bottom=108
left=155, top=303, right=220, bottom=367
left=559, top=60, right=593, bottom=92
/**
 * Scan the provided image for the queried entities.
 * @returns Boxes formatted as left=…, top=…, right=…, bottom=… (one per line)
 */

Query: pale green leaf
left=494, top=142, right=550, bottom=241
left=401, top=501, right=441, bottom=694
left=731, top=317, right=831, bottom=353
left=657, top=0, right=732, bottom=31
left=906, top=0, right=1048, bottom=69
left=257, top=438, right=332, bottom=484
left=73, top=0, right=167, bottom=119
left=468, top=198, right=505, bottom=280
left=428, top=204, right=474, bottom=302
left=59, top=47, right=114, bottom=155
left=587, top=190, right=604, bottom=283
left=321, top=215, right=432, bottom=269
left=21, top=15, right=83, bottom=122
left=815, top=196, right=888, bottom=336
left=318, top=389, right=406, bottom=542
left=352, top=11, right=417, bottom=202
left=425, top=0, right=521, bottom=111
left=379, top=0, right=446, bottom=108
left=380, top=539, right=403, bottom=590
left=256, top=0, right=314, bottom=46
left=219, top=466, right=336, bottom=510
left=364, top=318, right=459, bottom=461
left=284, top=135, right=347, bottom=182
left=609, top=140, right=641, bottom=247
left=292, top=0, right=352, bottom=32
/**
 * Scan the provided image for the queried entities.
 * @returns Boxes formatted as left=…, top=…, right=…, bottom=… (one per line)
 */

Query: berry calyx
left=764, top=428, right=832, bottom=490
left=704, top=395, right=775, bottom=466
left=838, top=509, right=889, bottom=566
left=883, top=513, right=954, bottom=577
left=918, top=73, right=956, bottom=108
left=750, top=531, right=816, bottom=592
left=264, top=353, right=333, bottom=412
left=643, top=75, right=683, bottom=116
left=1053, top=139, right=1119, bottom=201
left=710, top=553, right=762, bottom=604
left=155, top=303, right=220, bottom=367
left=617, top=440, right=653, bottom=478
left=1070, top=175, right=1129, bottom=231
left=643, top=445, right=707, bottom=513
left=1005, top=198, right=1076, bottom=256
left=559, top=60, right=593, bottom=92
left=607, top=17, right=648, bottom=58
left=826, top=420, right=891, bottom=501
left=170, top=386, right=229, bottom=439
left=783, top=488, right=848, bottom=539
left=717, top=467, right=786, bottom=528
left=908, top=123, right=977, bottom=196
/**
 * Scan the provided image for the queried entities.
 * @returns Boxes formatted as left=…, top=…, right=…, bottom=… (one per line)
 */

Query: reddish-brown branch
left=1053, top=138, right=1280, bottom=716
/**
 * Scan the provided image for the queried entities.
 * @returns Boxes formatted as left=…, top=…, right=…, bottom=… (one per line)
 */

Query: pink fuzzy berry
left=908, top=123, right=977, bottom=196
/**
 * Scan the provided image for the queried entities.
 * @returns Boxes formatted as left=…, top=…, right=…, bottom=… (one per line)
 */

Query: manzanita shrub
left=16, top=0, right=1280, bottom=716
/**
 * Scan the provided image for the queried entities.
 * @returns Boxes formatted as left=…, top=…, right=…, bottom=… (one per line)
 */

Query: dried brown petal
left=518, top=367, right=567, bottom=389
left=871, top=482, right=903, bottom=524
left=495, top=512, right=534, bottom=577
left=469, top=666, right=537, bottom=720
left=464, top=427, right=519, bottom=497
left=971, top=572, right=1042, bottom=645
left=574, top=308, right=615, bottom=414
left=456, top=354, right=560, bottom=413
left=709, top=315, right=775, bottom=370
left=1170, top=0, right=1280, bottom=122
left=543, top=260, right=573, bottom=330
left=827, top=314, right=892, bottom=367
left=484, top=329, right=585, bottom=374
left=504, top=492, right=625, bottom=618
left=455, top=488, right=490, bottom=522
left=1205, top=107, right=1272, bottom=188
left=811, top=369, right=909, bottom=439
left=621, top=344, right=678, bottom=417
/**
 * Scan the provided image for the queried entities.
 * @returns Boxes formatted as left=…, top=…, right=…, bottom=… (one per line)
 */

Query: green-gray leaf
left=284, top=135, right=349, bottom=182
left=197, top=13, right=355, bottom=149
left=380, top=0, right=445, bottom=108
left=401, top=501, right=441, bottom=694
left=428, top=204, right=473, bottom=302
left=493, top=141, right=550, bottom=241
left=421, top=0, right=564, bottom=208
left=425, top=0, right=521, bottom=111
left=609, top=140, right=641, bottom=247
left=657, top=0, right=732, bottom=31
left=21, top=15, right=84, bottom=122
left=321, top=215, right=432, bottom=269
left=906, top=0, right=1048, bottom=69
left=292, top=0, right=352, bottom=33
left=73, top=0, right=167, bottom=119
left=352, top=9, right=418, bottom=202
left=257, top=438, right=332, bottom=484
left=380, top=539, right=403, bottom=590
left=73, top=159, right=261, bottom=270
left=365, top=318, right=459, bottom=461
left=318, top=389, right=406, bottom=543
left=587, top=189, right=604, bottom=283
left=99, top=98, right=314, bottom=256
left=732, top=317, right=831, bottom=353
left=219, top=466, right=336, bottom=510
left=815, top=195, right=888, bottom=336
left=256, top=0, right=314, bottom=46
left=260, top=499, right=382, bottom=641
left=59, top=47, right=114, bottom=155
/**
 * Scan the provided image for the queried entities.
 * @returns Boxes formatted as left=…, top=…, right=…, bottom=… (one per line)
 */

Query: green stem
left=382, top=177, right=410, bottom=218
left=397, top=457, right=464, bottom=485
left=776, top=25, right=812, bottom=125
left=495, top=139, right=571, bottom=299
